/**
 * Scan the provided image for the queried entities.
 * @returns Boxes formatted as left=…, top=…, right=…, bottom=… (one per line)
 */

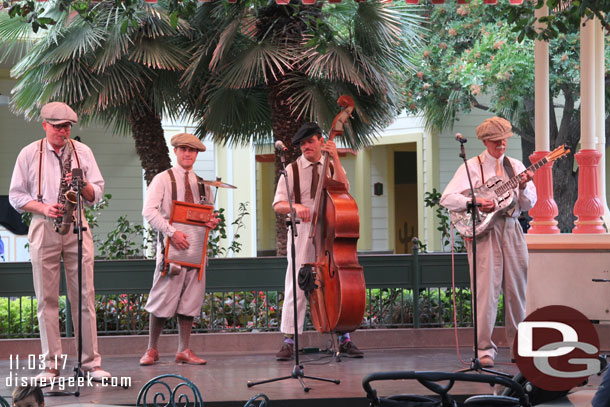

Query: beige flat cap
left=171, top=133, right=206, bottom=152
left=476, top=117, right=513, bottom=141
left=41, top=102, right=78, bottom=125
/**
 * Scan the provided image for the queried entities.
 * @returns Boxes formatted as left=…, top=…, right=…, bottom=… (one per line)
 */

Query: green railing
left=0, top=247, right=480, bottom=338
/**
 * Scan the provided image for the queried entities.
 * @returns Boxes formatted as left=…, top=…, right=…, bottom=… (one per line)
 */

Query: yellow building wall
left=214, top=143, right=257, bottom=257
left=256, top=160, right=277, bottom=253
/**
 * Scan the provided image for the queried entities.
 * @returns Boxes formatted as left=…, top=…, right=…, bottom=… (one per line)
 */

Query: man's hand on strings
left=322, top=140, right=340, bottom=161
left=171, top=231, right=190, bottom=250
left=477, top=197, right=496, bottom=213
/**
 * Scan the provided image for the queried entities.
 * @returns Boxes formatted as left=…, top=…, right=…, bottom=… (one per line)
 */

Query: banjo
left=449, top=145, right=570, bottom=238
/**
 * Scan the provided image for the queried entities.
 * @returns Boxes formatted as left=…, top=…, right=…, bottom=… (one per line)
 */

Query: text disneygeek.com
left=6, top=373, right=131, bottom=390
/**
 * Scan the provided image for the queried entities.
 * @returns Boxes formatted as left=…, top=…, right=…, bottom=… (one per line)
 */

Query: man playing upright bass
left=272, top=122, right=364, bottom=361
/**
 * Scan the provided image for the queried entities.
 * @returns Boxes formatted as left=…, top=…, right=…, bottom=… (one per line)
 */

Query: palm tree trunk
left=128, top=108, right=172, bottom=185
left=269, top=80, right=303, bottom=256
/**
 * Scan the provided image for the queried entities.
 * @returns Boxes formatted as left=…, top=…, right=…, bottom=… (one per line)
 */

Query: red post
left=573, top=149, right=605, bottom=233
left=528, top=151, right=560, bottom=234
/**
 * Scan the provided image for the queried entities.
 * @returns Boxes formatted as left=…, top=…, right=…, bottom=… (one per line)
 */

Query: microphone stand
left=247, top=148, right=340, bottom=392
left=455, top=140, right=510, bottom=377
left=44, top=169, right=85, bottom=396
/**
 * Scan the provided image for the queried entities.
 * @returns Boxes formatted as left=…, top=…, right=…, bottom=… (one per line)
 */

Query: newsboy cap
left=292, top=122, right=323, bottom=144
left=41, top=102, right=78, bottom=125
left=476, top=117, right=513, bottom=142
left=170, top=133, right=206, bottom=152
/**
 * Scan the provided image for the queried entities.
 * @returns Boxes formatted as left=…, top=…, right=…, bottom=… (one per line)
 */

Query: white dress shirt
left=9, top=138, right=105, bottom=212
left=142, top=165, right=213, bottom=238
left=440, top=150, right=537, bottom=217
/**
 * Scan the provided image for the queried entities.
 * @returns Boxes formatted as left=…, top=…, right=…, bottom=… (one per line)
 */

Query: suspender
left=167, top=169, right=178, bottom=201
left=291, top=162, right=301, bottom=204
left=37, top=138, right=82, bottom=202
left=37, top=140, right=44, bottom=202
left=167, top=169, right=207, bottom=203
left=196, top=177, right=206, bottom=202
left=291, top=160, right=334, bottom=205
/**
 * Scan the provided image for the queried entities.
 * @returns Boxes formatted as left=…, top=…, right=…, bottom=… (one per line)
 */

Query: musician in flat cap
left=9, top=101, right=109, bottom=380
left=272, top=122, right=363, bottom=360
left=440, top=117, right=536, bottom=368
left=140, top=133, right=220, bottom=366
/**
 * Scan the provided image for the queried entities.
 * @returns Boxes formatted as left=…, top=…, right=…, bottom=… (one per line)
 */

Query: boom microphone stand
left=247, top=143, right=340, bottom=392
left=454, top=136, right=510, bottom=377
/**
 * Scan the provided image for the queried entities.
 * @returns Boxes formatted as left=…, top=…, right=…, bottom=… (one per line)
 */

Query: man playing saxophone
left=9, top=102, right=110, bottom=381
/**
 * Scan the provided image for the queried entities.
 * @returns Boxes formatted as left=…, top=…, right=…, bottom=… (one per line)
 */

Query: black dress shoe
left=275, top=343, right=294, bottom=361
left=339, top=341, right=364, bottom=358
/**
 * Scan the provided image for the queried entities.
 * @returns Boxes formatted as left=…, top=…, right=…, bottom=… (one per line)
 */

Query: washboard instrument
left=163, top=201, right=214, bottom=281
left=449, top=145, right=570, bottom=238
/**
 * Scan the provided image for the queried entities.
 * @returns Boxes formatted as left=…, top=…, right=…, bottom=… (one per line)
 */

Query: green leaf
left=170, top=11, right=179, bottom=28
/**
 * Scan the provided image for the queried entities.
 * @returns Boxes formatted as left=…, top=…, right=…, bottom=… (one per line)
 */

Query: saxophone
left=54, top=138, right=78, bottom=235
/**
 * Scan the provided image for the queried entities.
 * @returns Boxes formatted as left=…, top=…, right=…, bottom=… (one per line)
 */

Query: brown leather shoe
left=275, top=343, right=294, bottom=361
left=339, top=341, right=364, bottom=358
left=175, top=349, right=206, bottom=365
left=480, top=355, right=494, bottom=368
left=139, top=348, right=159, bottom=366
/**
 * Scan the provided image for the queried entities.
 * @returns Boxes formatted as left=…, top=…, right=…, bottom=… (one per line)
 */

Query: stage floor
left=0, top=347, right=602, bottom=406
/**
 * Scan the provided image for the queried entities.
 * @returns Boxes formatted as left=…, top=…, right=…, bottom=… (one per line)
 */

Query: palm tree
left=182, top=0, right=426, bottom=254
left=0, top=2, right=192, bottom=184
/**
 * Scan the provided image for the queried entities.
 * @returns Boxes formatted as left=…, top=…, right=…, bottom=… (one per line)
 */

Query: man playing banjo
left=440, top=117, right=536, bottom=368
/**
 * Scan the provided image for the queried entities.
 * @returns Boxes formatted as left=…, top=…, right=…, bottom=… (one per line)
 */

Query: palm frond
left=353, top=2, right=426, bottom=64
left=197, top=87, right=273, bottom=145
left=209, top=17, right=243, bottom=72
left=218, top=41, right=295, bottom=89
left=128, top=38, right=189, bottom=70
left=300, top=43, right=374, bottom=94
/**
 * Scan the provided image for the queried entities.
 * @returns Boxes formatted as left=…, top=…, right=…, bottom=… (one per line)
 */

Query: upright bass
left=306, top=95, right=366, bottom=334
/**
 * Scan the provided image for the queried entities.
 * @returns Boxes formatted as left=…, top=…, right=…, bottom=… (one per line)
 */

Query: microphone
left=455, top=133, right=467, bottom=143
left=275, top=140, right=288, bottom=152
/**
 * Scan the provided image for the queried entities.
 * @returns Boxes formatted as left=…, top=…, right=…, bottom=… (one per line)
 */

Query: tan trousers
left=280, top=222, right=314, bottom=335
left=28, top=214, right=101, bottom=371
left=145, top=239, right=207, bottom=318
left=465, top=216, right=528, bottom=360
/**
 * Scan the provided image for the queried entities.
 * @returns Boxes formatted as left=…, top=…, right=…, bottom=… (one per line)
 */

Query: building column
left=594, top=18, right=610, bottom=228
left=354, top=148, right=372, bottom=251
left=529, top=4, right=560, bottom=234
left=215, top=143, right=258, bottom=256
left=573, top=17, right=605, bottom=233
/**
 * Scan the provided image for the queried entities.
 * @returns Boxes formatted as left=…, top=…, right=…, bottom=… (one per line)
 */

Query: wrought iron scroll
left=136, top=374, right=204, bottom=407
left=243, top=393, right=270, bottom=407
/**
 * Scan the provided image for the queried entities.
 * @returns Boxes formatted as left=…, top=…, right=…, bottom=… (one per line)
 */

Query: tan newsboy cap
left=476, top=117, right=513, bottom=142
left=171, top=133, right=206, bottom=152
left=41, top=102, right=78, bottom=125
